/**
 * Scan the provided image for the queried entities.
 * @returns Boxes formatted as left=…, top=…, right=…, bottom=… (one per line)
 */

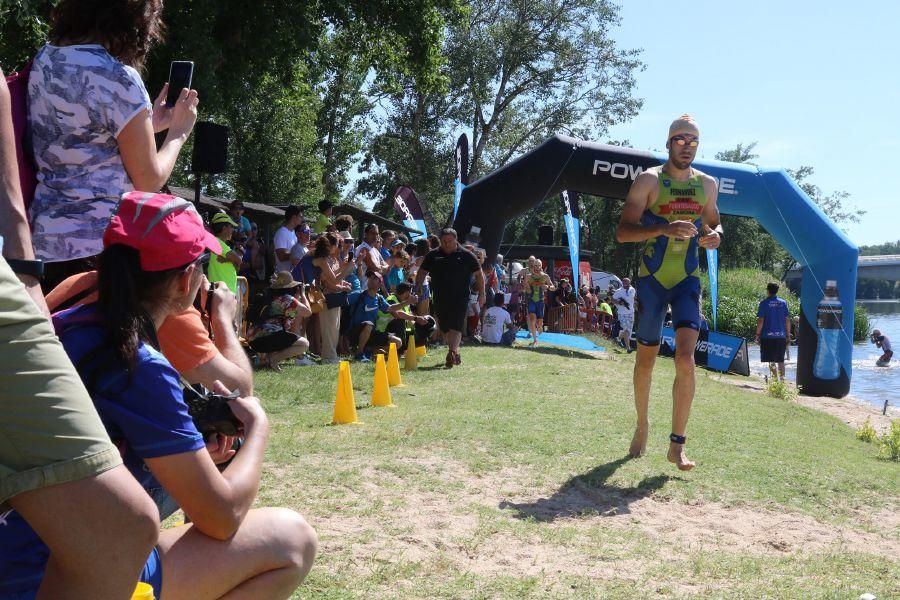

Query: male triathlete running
left=616, top=114, right=722, bottom=471
left=518, top=256, right=555, bottom=346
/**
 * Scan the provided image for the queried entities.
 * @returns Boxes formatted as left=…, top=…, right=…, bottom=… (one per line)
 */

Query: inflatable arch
left=454, top=135, right=857, bottom=398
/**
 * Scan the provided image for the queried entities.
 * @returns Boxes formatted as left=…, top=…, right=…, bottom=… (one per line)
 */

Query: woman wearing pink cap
left=0, top=192, right=317, bottom=599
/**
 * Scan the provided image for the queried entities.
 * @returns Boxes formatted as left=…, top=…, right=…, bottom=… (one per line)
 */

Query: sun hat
left=270, top=271, right=302, bottom=290
left=211, top=212, right=238, bottom=226
left=339, top=230, right=354, bottom=241
left=104, top=192, right=221, bottom=272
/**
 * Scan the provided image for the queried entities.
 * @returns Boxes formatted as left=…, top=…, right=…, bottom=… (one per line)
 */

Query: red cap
left=104, top=192, right=222, bottom=272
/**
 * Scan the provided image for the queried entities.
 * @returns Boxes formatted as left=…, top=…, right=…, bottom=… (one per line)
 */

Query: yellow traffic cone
left=387, top=342, right=403, bottom=387
left=416, top=342, right=426, bottom=357
left=371, top=354, right=395, bottom=407
left=332, top=361, right=359, bottom=424
left=404, top=335, right=418, bottom=370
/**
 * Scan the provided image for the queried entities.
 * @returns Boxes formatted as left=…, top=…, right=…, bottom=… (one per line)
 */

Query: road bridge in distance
left=785, top=255, right=900, bottom=282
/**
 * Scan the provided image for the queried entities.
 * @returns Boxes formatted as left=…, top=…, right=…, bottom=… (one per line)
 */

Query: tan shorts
left=0, top=258, right=120, bottom=508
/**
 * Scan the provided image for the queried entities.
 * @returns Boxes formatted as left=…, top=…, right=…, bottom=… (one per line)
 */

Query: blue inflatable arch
left=453, top=134, right=857, bottom=398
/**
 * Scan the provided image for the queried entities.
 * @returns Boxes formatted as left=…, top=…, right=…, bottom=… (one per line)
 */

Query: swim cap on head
left=668, top=114, right=700, bottom=139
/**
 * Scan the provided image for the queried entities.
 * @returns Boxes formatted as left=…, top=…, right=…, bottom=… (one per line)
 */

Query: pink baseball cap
left=104, top=192, right=222, bottom=272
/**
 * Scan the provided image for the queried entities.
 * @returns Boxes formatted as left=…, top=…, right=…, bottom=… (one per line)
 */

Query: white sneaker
left=295, top=356, right=316, bottom=366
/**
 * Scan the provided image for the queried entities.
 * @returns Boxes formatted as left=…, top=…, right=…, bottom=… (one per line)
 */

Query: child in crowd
left=387, top=249, right=410, bottom=292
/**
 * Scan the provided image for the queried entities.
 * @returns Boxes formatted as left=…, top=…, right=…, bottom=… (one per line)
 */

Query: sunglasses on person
left=670, top=136, right=699, bottom=148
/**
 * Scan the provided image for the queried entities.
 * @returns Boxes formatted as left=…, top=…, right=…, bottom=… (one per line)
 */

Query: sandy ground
left=715, top=374, right=898, bottom=434
left=297, top=455, right=899, bottom=592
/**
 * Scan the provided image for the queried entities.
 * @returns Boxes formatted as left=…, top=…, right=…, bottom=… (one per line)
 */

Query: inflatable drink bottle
left=813, top=280, right=842, bottom=380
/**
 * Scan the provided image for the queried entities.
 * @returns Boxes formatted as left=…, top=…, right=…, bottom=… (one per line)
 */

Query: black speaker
left=538, top=225, right=554, bottom=246
left=191, top=122, right=228, bottom=174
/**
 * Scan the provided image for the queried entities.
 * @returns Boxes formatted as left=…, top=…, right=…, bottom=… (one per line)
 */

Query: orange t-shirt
left=157, top=307, right=218, bottom=373
left=45, top=271, right=217, bottom=374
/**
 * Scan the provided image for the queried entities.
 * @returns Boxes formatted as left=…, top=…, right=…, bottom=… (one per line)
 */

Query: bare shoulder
left=632, top=168, right=660, bottom=189
left=694, top=169, right=719, bottom=192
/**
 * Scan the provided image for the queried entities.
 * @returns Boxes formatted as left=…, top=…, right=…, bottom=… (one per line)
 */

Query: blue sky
left=605, top=0, right=898, bottom=247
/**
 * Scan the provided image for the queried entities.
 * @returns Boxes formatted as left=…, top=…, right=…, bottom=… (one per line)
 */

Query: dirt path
left=297, top=456, right=899, bottom=587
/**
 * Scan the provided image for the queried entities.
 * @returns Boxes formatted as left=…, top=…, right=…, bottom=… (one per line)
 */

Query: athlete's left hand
left=698, top=230, right=720, bottom=249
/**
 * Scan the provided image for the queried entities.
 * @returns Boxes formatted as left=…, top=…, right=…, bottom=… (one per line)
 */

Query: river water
left=748, top=300, right=900, bottom=412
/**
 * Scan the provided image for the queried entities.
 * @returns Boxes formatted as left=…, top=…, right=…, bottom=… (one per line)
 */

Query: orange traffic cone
left=332, top=361, right=359, bottom=424
left=404, top=335, right=418, bottom=370
left=371, top=354, right=395, bottom=407
left=387, top=342, right=403, bottom=387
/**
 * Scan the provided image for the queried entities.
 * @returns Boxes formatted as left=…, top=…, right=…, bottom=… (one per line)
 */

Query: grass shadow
left=499, top=456, right=679, bottom=522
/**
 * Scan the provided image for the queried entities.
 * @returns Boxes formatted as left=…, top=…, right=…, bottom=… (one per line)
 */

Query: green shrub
left=856, top=418, right=878, bottom=443
left=701, top=268, right=870, bottom=341
left=766, top=378, right=797, bottom=401
left=853, top=303, right=871, bottom=342
left=878, top=420, right=900, bottom=461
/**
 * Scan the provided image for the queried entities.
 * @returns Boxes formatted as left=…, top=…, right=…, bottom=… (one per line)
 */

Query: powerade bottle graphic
left=813, top=280, right=842, bottom=380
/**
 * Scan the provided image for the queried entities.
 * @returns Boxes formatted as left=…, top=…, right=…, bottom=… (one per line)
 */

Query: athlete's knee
left=673, top=349, right=695, bottom=372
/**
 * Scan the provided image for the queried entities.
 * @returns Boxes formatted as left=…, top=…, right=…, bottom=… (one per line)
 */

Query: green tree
left=858, top=240, right=900, bottom=256
left=446, top=0, right=643, bottom=178
left=358, top=0, right=644, bottom=230
left=713, top=144, right=786, bottom=272
left=786, top=165, right=864, bottom=229
left=0, top=0, right=465, bottom=206
left=356, top=86, right=455, bottom=225
left=224, top=70, right=322, bottom=207
left=311, top=31, right=372, bottom=204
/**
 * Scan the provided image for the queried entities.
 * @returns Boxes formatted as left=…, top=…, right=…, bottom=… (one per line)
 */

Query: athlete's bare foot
left=628, top=423, right=649, bottom=457
left=667, top=442, right=695, bottom=471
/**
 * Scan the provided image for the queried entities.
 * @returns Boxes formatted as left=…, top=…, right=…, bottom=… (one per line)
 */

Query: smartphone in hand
left=166, top=61, right=194, bottom=107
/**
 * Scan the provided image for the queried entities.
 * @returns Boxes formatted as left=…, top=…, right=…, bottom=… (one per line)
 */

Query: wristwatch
left=6, top=258, right=44, bottom=280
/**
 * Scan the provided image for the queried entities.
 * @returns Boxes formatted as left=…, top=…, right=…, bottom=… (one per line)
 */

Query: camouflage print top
left=28, top=44, right=151, bottom=263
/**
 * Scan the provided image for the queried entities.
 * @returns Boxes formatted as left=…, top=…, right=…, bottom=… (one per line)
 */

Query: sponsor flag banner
left=451, top=133, right=469, bottom=225
left=707, top=248, right=719, bottom=331
left=392, top=186, right=427, bottom=240
left=560, top=190, right=580, bottom=293
left=658, top=326, right=750, bottom=376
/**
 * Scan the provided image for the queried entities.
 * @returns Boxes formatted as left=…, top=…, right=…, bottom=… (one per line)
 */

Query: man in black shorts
left=755, top=282, right=791, bottom=382
left=415, top=228, right=484, bottom=368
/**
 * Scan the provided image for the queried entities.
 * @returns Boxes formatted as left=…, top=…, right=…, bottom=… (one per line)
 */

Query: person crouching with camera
left=6, top=192, right=317, bottom=599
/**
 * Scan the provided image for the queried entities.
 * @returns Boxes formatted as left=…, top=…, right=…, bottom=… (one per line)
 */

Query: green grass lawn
left=251, top=342, right=899, bottom=599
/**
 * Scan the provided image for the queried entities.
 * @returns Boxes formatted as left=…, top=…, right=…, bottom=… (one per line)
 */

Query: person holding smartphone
left=28, top=0, right=200, bottom=291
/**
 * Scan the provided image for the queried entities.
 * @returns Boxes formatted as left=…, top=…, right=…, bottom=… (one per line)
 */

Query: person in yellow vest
left=616, top=114, right=722, bottom=471
left=208, top=212, right=242, bottom=294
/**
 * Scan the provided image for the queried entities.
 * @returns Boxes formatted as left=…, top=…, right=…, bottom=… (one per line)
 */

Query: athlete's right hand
left=663, top=220, right=698, bottom=239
